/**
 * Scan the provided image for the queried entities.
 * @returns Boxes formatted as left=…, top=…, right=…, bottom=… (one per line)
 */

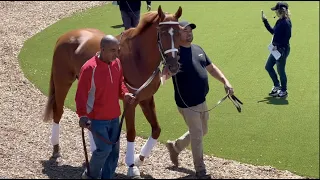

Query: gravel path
left=0, top=1, right=307, bottom=179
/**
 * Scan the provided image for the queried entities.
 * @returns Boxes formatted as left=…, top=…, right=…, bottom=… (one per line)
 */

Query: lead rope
left=173, top=75, right=243, bottom=113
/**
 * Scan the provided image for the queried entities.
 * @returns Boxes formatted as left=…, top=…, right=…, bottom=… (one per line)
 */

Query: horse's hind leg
left=51, top=71, right=75, bottom=158
left=135, top=96, right=160, bottom=166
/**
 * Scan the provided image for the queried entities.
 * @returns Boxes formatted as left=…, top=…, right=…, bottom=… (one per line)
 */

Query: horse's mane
left=125, top=11, right=160, bottom=38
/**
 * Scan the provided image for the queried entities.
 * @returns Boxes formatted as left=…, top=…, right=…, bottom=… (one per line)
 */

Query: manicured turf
left=18, top=1, right=319, bottom=178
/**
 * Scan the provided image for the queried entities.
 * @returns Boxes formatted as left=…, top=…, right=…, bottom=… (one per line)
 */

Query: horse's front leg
left=134, top=96, right=160, bottom=166
left=124, top=102, right=141, bottom=178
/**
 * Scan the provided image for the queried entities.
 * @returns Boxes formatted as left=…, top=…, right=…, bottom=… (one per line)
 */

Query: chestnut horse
left=42, top=5, right=182, bottom=178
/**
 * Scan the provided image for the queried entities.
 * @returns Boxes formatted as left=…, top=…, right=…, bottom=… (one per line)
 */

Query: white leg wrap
left=140, top=136, right=157, bottom=157
left=134, top=154, right=143, bottom=167
left=50, top=122, right=60, bottom=146
left=88, top=131, right=96, bottom=153
left=125, top=141, right=135, bottom=166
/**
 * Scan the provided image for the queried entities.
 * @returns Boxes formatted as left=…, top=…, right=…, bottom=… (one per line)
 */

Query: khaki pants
left=172, top=101, right=209, bottom=172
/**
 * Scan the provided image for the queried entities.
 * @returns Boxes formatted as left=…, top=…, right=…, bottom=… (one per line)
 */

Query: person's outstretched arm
left=263, top=19, right=274, bottom=35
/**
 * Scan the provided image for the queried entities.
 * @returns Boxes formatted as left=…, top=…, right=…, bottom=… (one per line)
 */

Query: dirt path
left=0, top=1, right=306, bottom=179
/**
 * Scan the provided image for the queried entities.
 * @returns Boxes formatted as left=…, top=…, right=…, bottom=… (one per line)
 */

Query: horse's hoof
left=127, top=166, right=141, bottom=179
left=51, top=144, right=61, bottom=158
left=132, top=175, right=143, bottom=179
left=51, top=152, right=62, bottom=159
left=134, top=154, right=144, bottom=167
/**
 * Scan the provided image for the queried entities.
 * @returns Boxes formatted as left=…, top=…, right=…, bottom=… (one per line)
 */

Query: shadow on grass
left=111, top=24, right=124, bottom=29
left=257, top=96, right=289, bottom=105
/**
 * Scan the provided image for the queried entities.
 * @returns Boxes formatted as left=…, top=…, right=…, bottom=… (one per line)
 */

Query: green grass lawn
left=18, top=1, right=319, bottom=178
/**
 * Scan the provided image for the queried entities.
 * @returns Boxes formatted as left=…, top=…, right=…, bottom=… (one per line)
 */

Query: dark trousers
left=120, top=10, right=140, bottom=30
left=265, top=46, right=291, bottom=91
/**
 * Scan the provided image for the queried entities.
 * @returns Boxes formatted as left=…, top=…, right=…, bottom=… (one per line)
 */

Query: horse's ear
left=158, top=5, right=165, bottom=21
left=175, top=6, right=182, bottom=19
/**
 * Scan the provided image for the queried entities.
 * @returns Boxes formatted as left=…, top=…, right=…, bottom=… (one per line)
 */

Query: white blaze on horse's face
left=168, top=27, right=175, bottom=58
left=159, top=21, right=179, bottom=58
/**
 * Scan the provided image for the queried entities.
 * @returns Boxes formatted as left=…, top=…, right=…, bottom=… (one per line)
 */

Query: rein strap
left=173, top=75, right=243, bottom=113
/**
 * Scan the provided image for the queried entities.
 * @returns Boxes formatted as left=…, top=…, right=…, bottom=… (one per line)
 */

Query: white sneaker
left=277, top=90, right=288, bottom=98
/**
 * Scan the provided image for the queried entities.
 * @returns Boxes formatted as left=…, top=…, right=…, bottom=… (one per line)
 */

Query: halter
left=157, top=21, right=180, bottom=66
left=123, top=20, right=180, bottom=91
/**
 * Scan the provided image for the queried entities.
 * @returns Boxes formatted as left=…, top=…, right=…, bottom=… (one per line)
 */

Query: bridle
left=157, top=21, right=180, bottom=66
left=81, top=20, right=182, bottom=177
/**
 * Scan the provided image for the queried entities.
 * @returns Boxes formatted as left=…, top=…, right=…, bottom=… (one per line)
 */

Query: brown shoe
left=165, top=141, right=179, bottom=167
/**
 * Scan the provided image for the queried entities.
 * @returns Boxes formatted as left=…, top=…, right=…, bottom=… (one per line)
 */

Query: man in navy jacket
left=117, top=1, right=151, bottom=30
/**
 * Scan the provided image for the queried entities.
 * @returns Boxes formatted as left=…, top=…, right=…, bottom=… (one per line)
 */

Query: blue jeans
left=86, top=118, right=120, bottom=179
left=265, top=46, right=291, bottom=91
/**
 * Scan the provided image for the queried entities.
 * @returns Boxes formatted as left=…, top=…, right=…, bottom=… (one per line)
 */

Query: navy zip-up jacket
left=263, top=18, right=292, bottom=48
left=117, top=1, right=151, bottom=12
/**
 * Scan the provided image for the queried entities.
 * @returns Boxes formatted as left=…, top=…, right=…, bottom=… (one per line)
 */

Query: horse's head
left=156, top=5, right=182, bottom=76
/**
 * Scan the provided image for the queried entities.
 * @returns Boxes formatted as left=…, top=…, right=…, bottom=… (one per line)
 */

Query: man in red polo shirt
left=76, top=35, right=135, bottom=179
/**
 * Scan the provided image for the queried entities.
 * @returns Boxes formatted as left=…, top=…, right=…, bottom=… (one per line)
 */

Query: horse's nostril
left=168, top=65, right=178, bottom=72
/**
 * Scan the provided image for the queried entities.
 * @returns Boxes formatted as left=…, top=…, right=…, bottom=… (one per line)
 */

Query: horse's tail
left=43, top=69, right=55, bottom=123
